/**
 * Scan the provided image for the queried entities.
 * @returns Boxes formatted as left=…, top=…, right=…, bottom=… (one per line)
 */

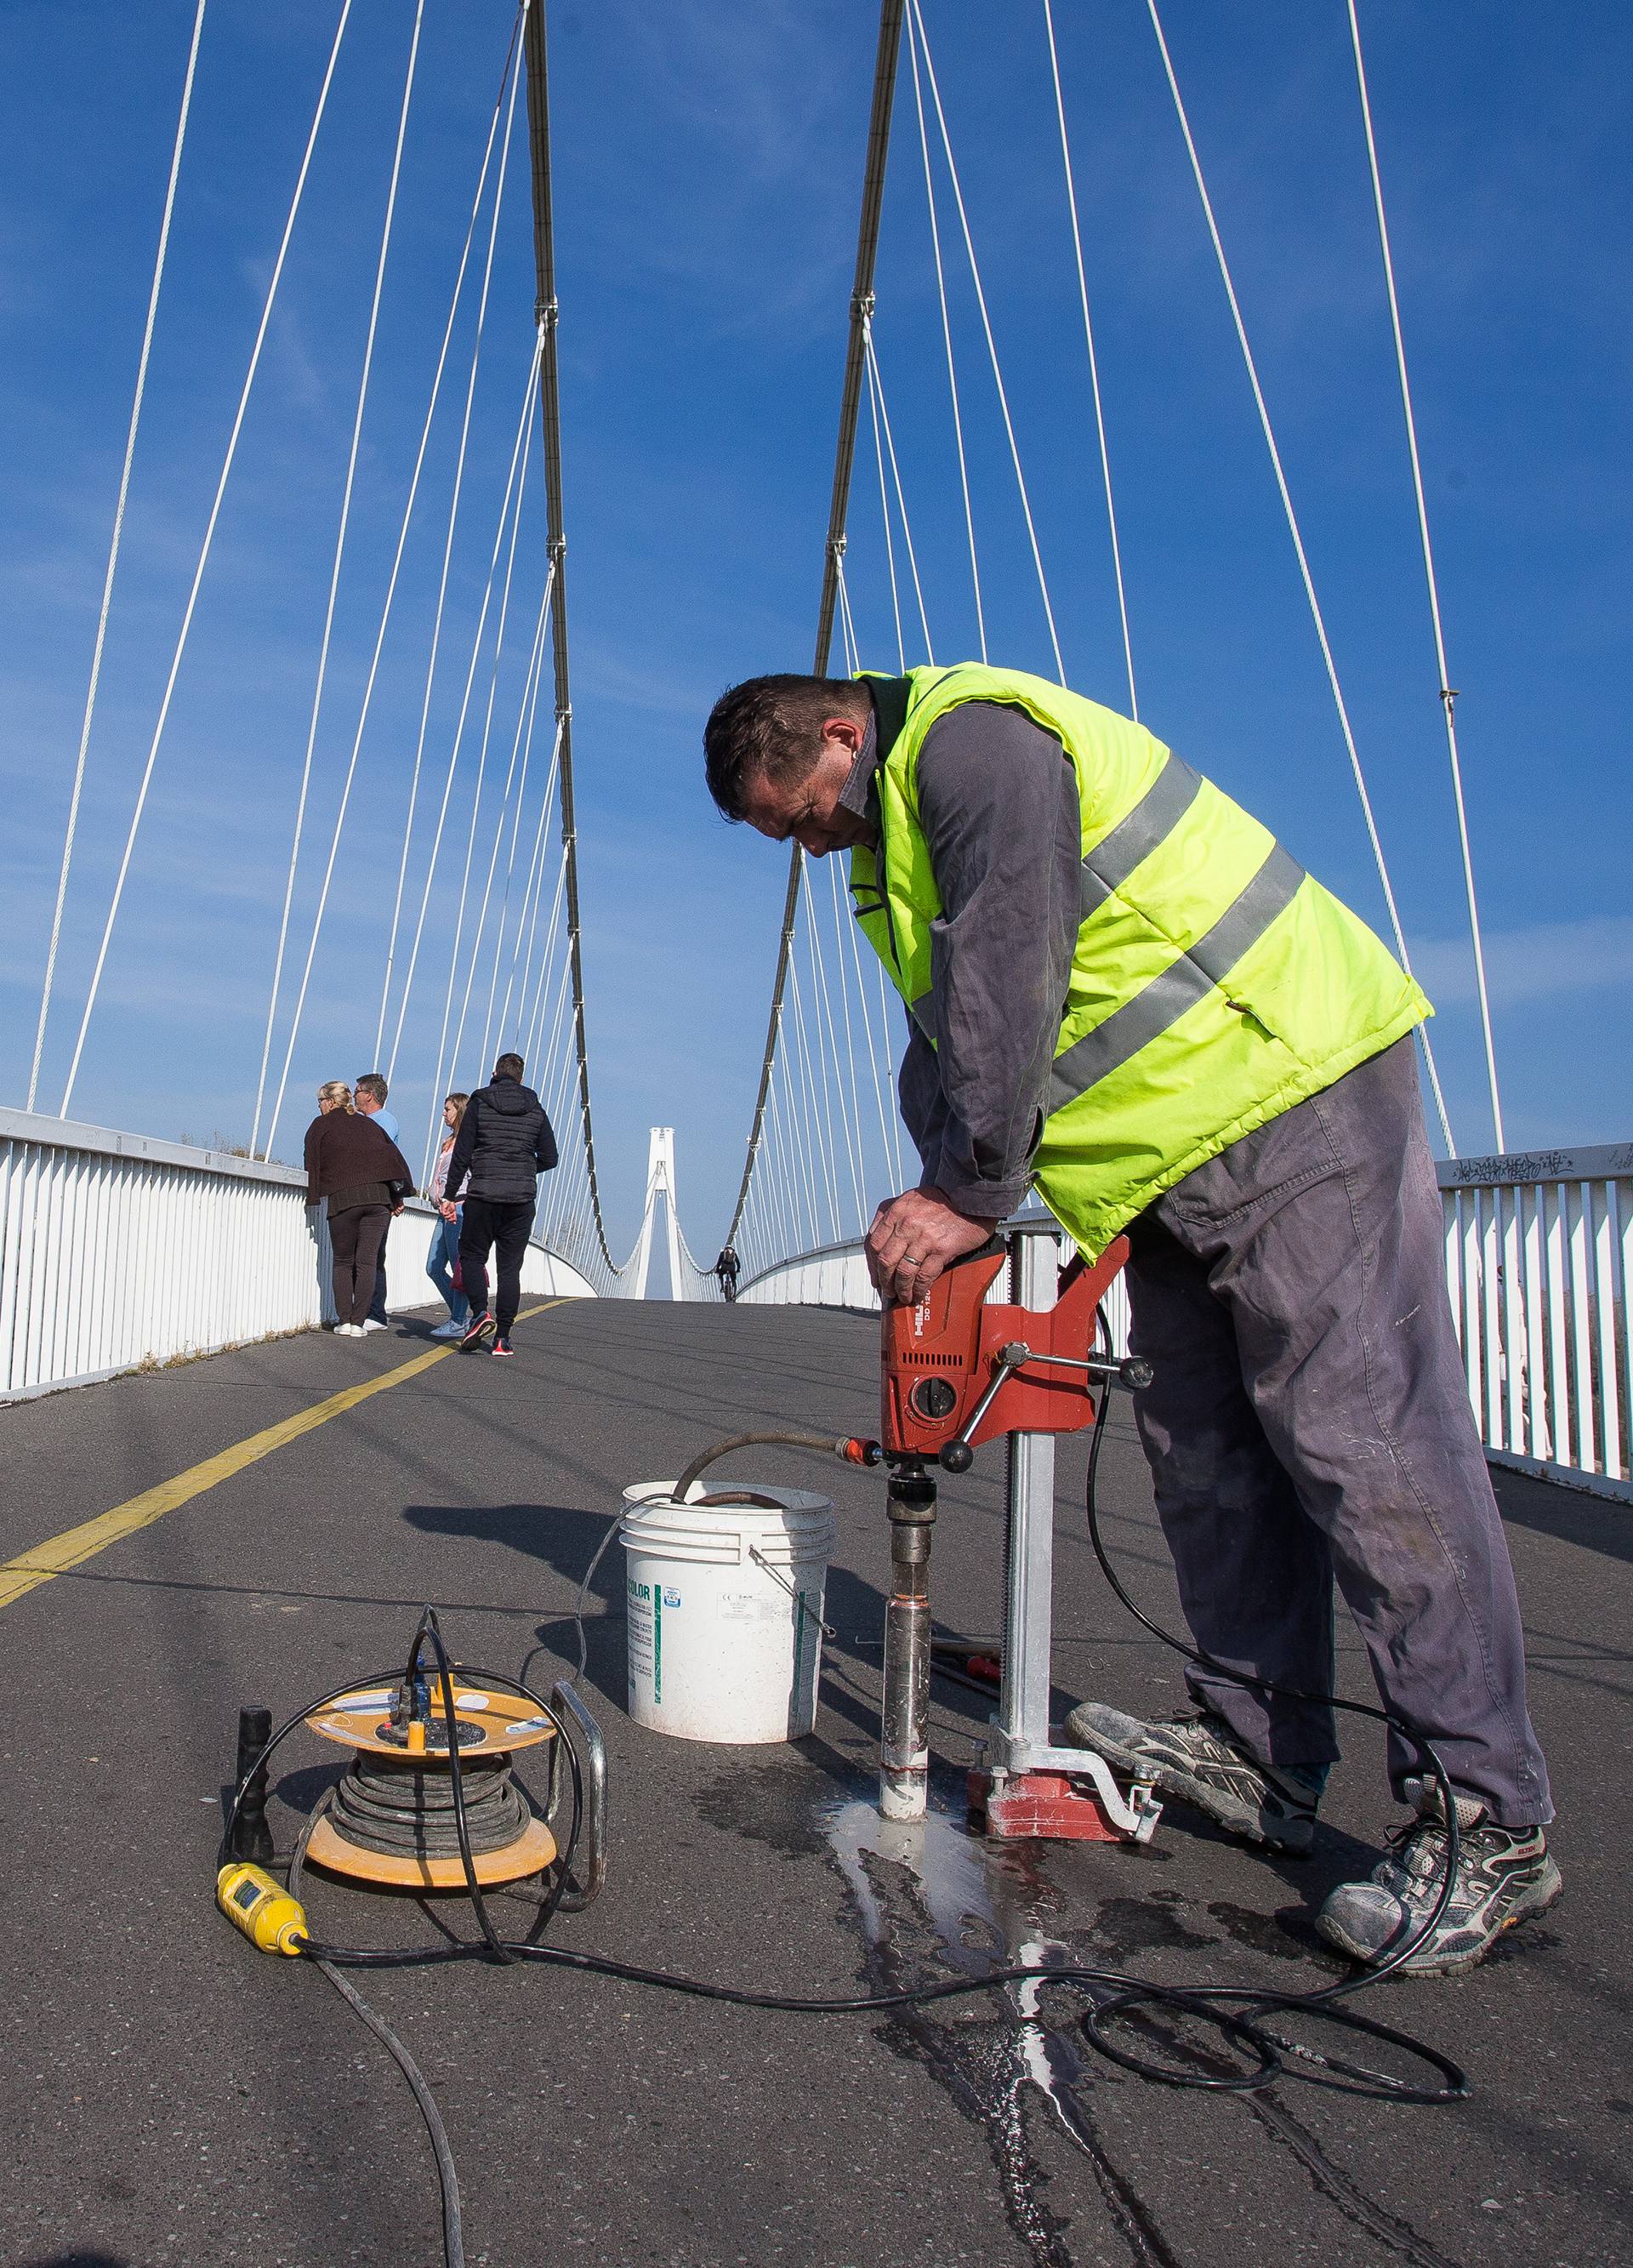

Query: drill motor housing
left=879, top=1234, right=1133, bottom=1465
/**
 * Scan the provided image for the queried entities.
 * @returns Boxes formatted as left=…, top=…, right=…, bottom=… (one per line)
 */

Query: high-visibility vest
left=847, top=664, right=1430, bottom=1257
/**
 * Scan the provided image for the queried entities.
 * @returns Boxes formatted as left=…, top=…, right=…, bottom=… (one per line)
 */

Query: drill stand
left=966, top=1222, right=1162, bottom=1845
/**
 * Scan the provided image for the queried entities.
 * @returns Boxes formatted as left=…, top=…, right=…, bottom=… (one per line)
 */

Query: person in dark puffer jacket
left=447, top=1051, right=558, bottom=1356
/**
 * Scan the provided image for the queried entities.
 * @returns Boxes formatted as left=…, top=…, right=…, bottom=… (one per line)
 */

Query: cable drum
left=329, top=1753, right=532, bottom=1860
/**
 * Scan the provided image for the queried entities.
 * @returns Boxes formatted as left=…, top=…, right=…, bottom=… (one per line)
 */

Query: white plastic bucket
left=618, top=1480, right=838, bottom=1744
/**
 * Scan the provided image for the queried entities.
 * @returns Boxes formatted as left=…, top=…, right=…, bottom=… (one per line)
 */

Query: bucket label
left=627, top=1576, right=657, bottom=1703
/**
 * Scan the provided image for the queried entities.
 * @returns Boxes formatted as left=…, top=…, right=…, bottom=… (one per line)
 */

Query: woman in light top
left=425, top=1091, right=470, bottom=1338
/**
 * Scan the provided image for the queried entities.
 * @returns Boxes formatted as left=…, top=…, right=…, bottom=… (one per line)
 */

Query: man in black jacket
left=447, top=1052, right=558, bottom=1356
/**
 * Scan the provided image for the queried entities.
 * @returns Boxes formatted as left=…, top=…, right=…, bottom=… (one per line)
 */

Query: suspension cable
left=908, top=0, right=1066, bottom=683
left=803, top=846, right=867, bottom=1230
left=723, top=0, right=904, bottom=1250
left=1146, top=0, right=1456, bottom=1156
left=418, top=423, right=542, bottom=1179
left=467, top=585, right=555, bottom=1080
left=1043, top=0, right=1137, bottom=718
left=903, top=3, right=984, bottom=662
left=384, top=336, right=543, bottom=1084
left=863, top=322, right=936, bottom=664
left=493, top=721, right=563, bottom=1061
left=522, top=0, right=617, bottom=1273
left=252, top=2, right=424, bottom=1154
left=1347, top=0, right=1503, bottom=1152
left=378, top=41, right=527, bottom=1068
left=822, top=852, right=879, bottom=1217
left=60, top=1, right=352, bottom=1120
left=262, top=10, right=525, bottom=1158
left=418, top=541, right=549, bottom=1185
left=864, top=343, right=908, bottom=671
left=27, top=0, right=207, bottom=1114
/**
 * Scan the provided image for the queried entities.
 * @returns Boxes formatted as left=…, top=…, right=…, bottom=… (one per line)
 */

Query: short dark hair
left=494, top=1052, right=525, bottom=1080
left=703, top=675, right=869, bottom=821
left=356, top=1071, right=388, bottom=1106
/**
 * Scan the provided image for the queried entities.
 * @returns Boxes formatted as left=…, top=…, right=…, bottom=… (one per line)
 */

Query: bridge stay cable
left=862, top=322, right=935, bottom=665
left=251, top=3, right=425, bottom=1157
left=1043, top=0, right=1138, bottom=720
left=1346, top=0, right=1505, bottom=1154
left=521, top=0, right=617, bottom=1277
left=722, top=0, right=905, bottom=1251
left=450, top=567, right=556, bottom=1109
left=1145, top=0, right=1457, bottom=1155
left=907, top=0, right=1066, bottom=684
left=492, top=721, right=564, bottom=1063
left=378, top=52, right=530, bottom=1076
left=416, top=407, right=543, bottom=1179
left=60, top=0, right=355, bottom=1121
left=27, top=0, right=207, bottom=1114
left=902, top=3, right=984, bottom=664
left=383, top=335, right=542, bottom=1085
left=261, top=16, right=526, bottom=1158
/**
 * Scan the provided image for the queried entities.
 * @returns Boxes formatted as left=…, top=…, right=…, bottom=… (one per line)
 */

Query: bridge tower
left=624, top=1126, right=687, bottom=1302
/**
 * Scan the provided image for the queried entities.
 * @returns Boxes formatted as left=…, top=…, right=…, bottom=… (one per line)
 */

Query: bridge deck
left=0, top=1300, right=1624, bottom=2268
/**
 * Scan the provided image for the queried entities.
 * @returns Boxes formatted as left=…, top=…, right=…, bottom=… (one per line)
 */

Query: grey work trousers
left=1122, top=1037, right=1551, bottom=1826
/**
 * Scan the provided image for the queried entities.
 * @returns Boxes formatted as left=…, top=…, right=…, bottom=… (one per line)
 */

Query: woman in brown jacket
left=304, top=1081, right=416, bottom=1336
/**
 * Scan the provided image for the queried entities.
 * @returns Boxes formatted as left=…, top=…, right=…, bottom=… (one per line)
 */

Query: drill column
left=880, top=1459, right=936, bottom=1821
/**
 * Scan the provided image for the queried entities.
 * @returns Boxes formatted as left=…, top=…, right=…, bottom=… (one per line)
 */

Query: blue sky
left=0, top=1, right=1627, bottom=1256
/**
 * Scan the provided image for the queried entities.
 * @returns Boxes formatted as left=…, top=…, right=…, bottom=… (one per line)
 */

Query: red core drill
left=850, top=1224, right=1154, bottom=1833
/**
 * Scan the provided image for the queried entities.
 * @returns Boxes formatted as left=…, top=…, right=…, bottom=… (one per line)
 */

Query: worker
left=703, top=664, right=1558, bottom=1978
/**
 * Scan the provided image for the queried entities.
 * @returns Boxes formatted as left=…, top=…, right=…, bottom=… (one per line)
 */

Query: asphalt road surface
left=0, top=1296, right=1625, bottom=2268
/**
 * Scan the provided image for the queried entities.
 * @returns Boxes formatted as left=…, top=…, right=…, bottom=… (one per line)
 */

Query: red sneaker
left=491, top=1336, right=515, bottom=1359
left=458, top=1312, right=495, bottom=1349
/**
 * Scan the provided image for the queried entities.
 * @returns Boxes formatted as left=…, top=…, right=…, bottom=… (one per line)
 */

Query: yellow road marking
left=0, top=1299, right=570, bottom=1614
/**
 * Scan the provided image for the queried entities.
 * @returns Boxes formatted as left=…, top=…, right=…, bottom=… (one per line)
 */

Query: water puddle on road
left=819, top=1792, right=1186, bottom=2268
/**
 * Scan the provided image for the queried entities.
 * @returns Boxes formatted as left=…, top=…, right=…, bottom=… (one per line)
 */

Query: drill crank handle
left=1009, top=1346, right=1155, bottom=1392
left=936, top=1347, right=1028, bottom=1473
left=936, top=1343, right=1153, bottom=1475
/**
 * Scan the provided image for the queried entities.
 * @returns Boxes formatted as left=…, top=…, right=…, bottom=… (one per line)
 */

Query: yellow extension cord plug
left=217, top=1861, right=310, bottom=1956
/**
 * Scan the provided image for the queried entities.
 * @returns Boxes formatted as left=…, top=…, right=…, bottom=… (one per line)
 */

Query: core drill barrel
left=880, top=1462, right=936, bottom=1821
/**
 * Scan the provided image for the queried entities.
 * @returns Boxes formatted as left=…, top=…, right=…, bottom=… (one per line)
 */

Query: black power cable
left=1075, top=1334, right=1465, bottom=2089
left=225, top=1604, right=1465, bottom=2110
left=219, top=1385, right=1477, bottom=2268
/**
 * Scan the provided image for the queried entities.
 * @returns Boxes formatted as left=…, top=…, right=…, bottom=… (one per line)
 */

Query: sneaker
left=361, top=1319, right=388, bottom=1334
left=1316, top=1778, right=1562, bottom=1976
left=1063, top=1702, right=1318, bottom=1854
left=491, top=1336, right=514, bottom=1359
left=458, top=1311, right=495, bottom=1349
left=430, top=1319, right=466, bottom=1339
left=333, top=1322, right=362, bottom=1337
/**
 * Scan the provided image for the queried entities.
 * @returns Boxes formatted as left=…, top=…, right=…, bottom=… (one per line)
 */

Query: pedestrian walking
left=706, top=661, right=1558, bottom=1978
left=304, top=1081, right=414, bottom=1338
left=426, top=1092, right=471, bottom=1339
left=353, top=1071, right=401, bottom=1332
left=446, top=1051, right=558, bottom=1358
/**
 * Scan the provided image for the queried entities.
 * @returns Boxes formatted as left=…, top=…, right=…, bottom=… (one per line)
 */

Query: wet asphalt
left=0, top=1296, right=1626, bottom=2268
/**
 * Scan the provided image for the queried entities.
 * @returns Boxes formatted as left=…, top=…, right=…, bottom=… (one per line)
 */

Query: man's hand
left=866, top=1186, right=993, bottom=1307
left=440, top=1200, right=458, bottom=1222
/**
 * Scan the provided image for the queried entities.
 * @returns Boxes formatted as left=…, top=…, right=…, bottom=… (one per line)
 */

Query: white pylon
left=625, top=1126, right=688, bottom=1301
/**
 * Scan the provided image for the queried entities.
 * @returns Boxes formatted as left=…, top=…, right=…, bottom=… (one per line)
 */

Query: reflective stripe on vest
left=1049, top=842, right=1307, bottom=1112
left=1079, top=753, right=1202, bottom=920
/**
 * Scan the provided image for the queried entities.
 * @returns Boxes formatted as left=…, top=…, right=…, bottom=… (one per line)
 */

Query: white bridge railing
left=742, top=1148, right=1633, bottom=1507
left=1440, top=1144, right=1631, bottom=1504
left=0, top=1109, right=596, bottom=1404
